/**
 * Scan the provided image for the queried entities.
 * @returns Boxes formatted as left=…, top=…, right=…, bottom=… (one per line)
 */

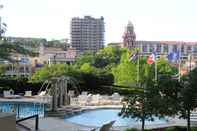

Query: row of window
left=141, top=44, right=196, bottom=53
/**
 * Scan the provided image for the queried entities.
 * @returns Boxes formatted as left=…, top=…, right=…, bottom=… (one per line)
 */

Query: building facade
left=136, top=41, right=197, bottom=60
left=5, top=36, right=47, bottom=54
left=71, top=16, right=105, bottom=54
left=122, top=21, right=197, bottom=61
left=122, top=21, right=136, bottom=50
left=39, top=45, right=77, bottom=65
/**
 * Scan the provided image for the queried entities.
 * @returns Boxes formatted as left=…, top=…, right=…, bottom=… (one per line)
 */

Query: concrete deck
left=0, top=97, right=49, bottom=104
left=0, top=99, right=188, bottom=131
left=18, top=116, right=188, bottom=131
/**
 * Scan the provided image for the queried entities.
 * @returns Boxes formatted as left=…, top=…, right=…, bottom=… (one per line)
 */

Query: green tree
left=179, top=68, right=197, bottom=131
left=30, top=64, right=78, bottom=82
left=118, top=56, right=157, bottom=131
left=94, top=46, right=125, bottom=69
left=117, top=53, right=177, bottom=131
left=0, top=41, right=36, bottom=61
left=156, top=58, right=180, bottom=117
left=112, top=49, right=137, bottom=86
left=75, top=52, right=95, bottom=67
left=0, top=65, right=6, bottom=75
left=80, top=63, right=97, bottom=74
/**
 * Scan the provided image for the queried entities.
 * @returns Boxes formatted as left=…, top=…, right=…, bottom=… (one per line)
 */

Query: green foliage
left=179, top=67, right=197, bottom=114
left=0, top=41, right=37, bottom=61
left=125, top=129, right=138, bottom=131
left=80, top=63, right=97, bottom=74
left=117, top=51, right=177, bottom=131
left=112, top=49, right=136, bottom=86
left=0, top=65, right=6, bottom=75
left=178, top=67, right=197, bottom=131
left=76, top=46, right=126, bottom=71
left=30, top=64, right=78, bottom=82
left=112, top=62, right=136, bottom=86
left=94, top=46, right=125, bottom=68
left=0, top=76, right=41, bottom=95
left=75, top=52, right=95, bottom=67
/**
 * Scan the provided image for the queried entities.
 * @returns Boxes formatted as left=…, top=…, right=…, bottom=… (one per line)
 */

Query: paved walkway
left=0, top=97, right=49, bottom=104
left=18, top=116, right=188, bottom=131
left=20, top=117, right=96, bottom=131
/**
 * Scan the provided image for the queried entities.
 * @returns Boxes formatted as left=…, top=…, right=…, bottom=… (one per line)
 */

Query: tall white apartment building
left=71, top=16, right=105, bottom=54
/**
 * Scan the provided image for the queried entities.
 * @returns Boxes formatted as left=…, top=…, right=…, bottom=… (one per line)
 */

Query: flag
left=167, top=50, right=180, bottom=63
left=147, top=52, right=156, bottom=65
left=167, top=52, right=174, bottom=63
left=176, top=50, right=181, bottom=61
left=129, top=51, right=138, bottom=61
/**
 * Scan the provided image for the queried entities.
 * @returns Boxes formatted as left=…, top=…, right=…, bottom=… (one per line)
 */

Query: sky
left=1, top=0, right=197, bottom=44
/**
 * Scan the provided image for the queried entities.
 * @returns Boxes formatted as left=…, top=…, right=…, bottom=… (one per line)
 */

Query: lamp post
left=0, top=5, right=5, bottom=39
left=53, top=53, right=57, bottom=64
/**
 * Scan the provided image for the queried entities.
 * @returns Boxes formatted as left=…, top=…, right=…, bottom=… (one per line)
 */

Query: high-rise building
left=122, top=21, right=136, bottom=50
left=71, top=16, right=105, bottom=54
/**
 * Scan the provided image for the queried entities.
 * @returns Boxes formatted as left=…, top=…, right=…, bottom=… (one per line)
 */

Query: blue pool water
left=65, top=109, right=168, bottom=127
left=0, top=102, right=46, bottom=118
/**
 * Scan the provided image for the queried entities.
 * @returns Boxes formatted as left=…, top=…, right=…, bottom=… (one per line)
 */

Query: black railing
left=16, top=114, right=39, bottom=130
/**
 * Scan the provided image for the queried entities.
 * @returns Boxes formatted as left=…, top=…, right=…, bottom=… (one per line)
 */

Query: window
left=187, top=46, right=192, bottom=53
left=193, top=45, right=197, bottom=53
left=163, top=45, right=168, bottom=53
left=181, top=45, right=184, bottom=53
left=149, top=44, right=154, bottom=52
left=173, top=45, right=177, bottom=52
left=142, top=44, right=147, bottom=53
left=156, top=44, right=161, bottom=53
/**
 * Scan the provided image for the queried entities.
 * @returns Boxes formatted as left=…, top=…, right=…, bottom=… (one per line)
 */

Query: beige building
left=38, top=45, right=77, bottom=65
left=71, top=16, right=105, bottom=53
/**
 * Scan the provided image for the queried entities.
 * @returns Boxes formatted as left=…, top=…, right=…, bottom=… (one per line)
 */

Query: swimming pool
left=65, top=109, right=168, bottom=127
left=0, top=102, right=46, bottom=118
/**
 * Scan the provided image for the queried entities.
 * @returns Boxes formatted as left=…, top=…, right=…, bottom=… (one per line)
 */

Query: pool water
left=0, top=102, right=46, bottom=118
left=65, top=109, right=168, bottom=127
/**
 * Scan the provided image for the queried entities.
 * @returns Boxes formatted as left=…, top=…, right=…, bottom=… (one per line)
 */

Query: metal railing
left=0, top=102, right=45, bottom=118
left=16, top=114, right=39, bottom=130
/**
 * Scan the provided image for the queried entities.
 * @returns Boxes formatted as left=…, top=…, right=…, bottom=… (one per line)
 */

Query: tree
left=179, top=68, right=197, bottom=131
left=0, top=41, right=36, bottom=61
left=0, top=65, right=5, bottom=75
left=112, top=49, right=137, bottom=86
left=117, top=53, right=177, bottom=131
left=75, top=52, right=95, bottom=67
left=30, top=64, right=78, bottom=83
left=118, top=56, right=157, bottom=131
left=156, top=58, right=180, bottom=117
left=75, top=46, right=126, bottom=72
left=93, top=46, right=125, bottom=69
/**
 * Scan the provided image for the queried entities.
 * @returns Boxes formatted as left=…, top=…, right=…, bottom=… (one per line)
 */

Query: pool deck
left=0, top=97, right=49, bottom=104
left=19, top=115, right=187, bottom=131
left=0, top=99, right=189, bottom=131
left=17, top=105, right=188, bottom=131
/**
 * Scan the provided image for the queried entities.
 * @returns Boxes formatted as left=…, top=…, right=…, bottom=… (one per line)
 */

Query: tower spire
left=122, top=21, right=136, bottom=50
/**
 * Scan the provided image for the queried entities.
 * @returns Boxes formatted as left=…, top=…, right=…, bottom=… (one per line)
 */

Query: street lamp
left=53, top=53, right=58, bottom=64
left=0, top=5, right=5, bottom=39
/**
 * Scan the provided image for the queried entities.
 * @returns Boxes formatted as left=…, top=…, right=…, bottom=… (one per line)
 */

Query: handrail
left=16, top=114, right=39, bottom=130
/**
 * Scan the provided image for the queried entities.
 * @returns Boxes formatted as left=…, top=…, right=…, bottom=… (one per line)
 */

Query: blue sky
left=1, top=0, right=197, bottom=44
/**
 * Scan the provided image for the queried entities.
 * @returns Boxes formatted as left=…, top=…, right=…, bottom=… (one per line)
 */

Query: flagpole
left=155, top=53, right=157, bottom=82
left=178, top=50, right=181, bottom=82
left=137, top=51, right=139, bottom=83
